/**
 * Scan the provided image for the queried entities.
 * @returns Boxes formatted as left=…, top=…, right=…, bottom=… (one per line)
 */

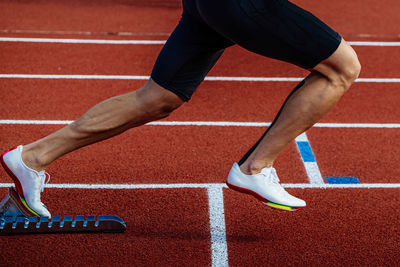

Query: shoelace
left=270, top=168, right=280, bottom=184
left=39, top=171, right=51, bottom=193
left=260, top=167, right=280, bottom=184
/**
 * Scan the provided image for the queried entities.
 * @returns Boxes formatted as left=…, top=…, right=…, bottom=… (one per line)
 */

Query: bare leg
left=22, top=79, right=184, bottom=171
left=240, top=39, right=361, bottom=174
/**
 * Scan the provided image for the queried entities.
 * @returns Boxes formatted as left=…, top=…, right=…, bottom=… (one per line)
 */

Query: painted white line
left=295, top=133, right=325, bottom=185
left=348, top=41, right=400, bottom=46
left=0, top=74, right=149, bottom=80
left=282, top=183, right=400, bottom=188
left=1, top=74, right=400, bottom=83
left=1, top=30, right=396, bottom=40
left=302, top=163, right=324, bottom=185
left=208, top=185, right=229, bottom=267
left=205, top=76, right=302, bottom=82
left=356, top=78, right=400, bottom=83
left=1, top=37, right=400, bottom=47
left=0, top=120, right=74, bottom=125
left=1, top=120, right=400, bottom=128
left=47, top=183, right=213, bottom=189
left=0, top=74, right=301, bottom=81
left=295, top=133, right=308, bottom=142
left=0, top=29, right=171, bottom=37
left=0, top=37, right=165, bottom=44
left=314, top=123, right=400, bottom=128
left=0, top=183, right=399, bottom=189
left=0, top=120, right=271, bottom=126
left=150, top=121, right=271, bottom=127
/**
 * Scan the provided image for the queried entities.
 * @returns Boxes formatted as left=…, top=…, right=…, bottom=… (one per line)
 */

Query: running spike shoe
left=227, top=162, right=306, bottom=211
left=1, top=146, right=51, bottom=218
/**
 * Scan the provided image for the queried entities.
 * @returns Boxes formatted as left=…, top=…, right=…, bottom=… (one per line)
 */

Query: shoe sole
left=1, top=149, right=41, bottom=217
left=8, top=187, right=38, bottom=217
left=226, top=182, right=304, bottom=211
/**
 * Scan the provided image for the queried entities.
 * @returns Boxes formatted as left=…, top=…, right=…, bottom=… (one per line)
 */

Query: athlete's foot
left=226, top=163, right=306, bottom=211
left=1, top=145, right=51, bottom=217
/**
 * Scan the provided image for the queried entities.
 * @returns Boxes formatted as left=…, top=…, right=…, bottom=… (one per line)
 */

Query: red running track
left=1, top=80, right=400, bottom=123
left=0, top=187, right=398, bottom=266
left=0, top=188, right=212, bottom=266
left=1, top=43, right=400, bottom=77
left=1, top=0, right=400, bottom=39
left=1, top=0, right=400, bottom=266
left=0, top=124, right=308, bottom=184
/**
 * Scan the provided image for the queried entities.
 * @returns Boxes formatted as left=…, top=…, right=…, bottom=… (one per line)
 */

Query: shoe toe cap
left=40, top=204, right=52, bottom=218
left=28, top=202, right=51, bottom=218
left=284, top=196, right=306, bottom=207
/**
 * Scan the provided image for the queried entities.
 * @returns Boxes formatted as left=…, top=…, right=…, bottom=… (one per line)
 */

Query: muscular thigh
left=151, top=7, right=233, bottom=102
left=197, top=0, right=342, bottom=70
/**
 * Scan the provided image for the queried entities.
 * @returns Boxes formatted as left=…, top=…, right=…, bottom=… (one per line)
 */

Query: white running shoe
left=1, top=145, right=51, bottom=218
left=227, top=162, right=306, bottom=211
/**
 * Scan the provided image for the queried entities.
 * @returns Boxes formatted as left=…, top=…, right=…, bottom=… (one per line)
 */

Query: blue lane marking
left=296, top=141, right=316, bottom=162
left=325, top=177, right=360, bottom=184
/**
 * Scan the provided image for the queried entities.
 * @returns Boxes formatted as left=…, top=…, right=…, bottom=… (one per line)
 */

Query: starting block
left=0, top=187, right=126, bottom=235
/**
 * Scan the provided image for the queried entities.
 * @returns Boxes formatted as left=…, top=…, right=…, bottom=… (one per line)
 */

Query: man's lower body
left=1, top=0, right=361, bottom=216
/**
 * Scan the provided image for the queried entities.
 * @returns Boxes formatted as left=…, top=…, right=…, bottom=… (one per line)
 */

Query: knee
left=148, top=98, right=182, bottom=119
left=338, top=49, right=361, bottom=87
left=317, top=41, right=361, bottom=92
left=136, top=80, right=184, bottom=120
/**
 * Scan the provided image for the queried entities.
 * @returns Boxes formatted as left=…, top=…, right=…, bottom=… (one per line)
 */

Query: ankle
left=239, top=160, right=273, bottom=175
left=21, top=146, right=48, bottom=172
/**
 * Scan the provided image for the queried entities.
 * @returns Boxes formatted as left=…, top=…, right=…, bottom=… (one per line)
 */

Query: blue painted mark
left=296, top=141, right=316, bottom=162
left=325, top=177, right=360, bottom=184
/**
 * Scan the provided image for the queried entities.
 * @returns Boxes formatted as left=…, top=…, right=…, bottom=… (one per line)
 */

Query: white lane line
left=0, top=30, right=396, bottom=40
left=0, top=183, right=399, bottom=189
left=149, top=121, right=272, bottom=127
left=208, top=185, right=229, bottom=267
left=0, top=120, right=74, bottom=125
left=1, top=120, right=400, bottom=128
left=36, top=183, right=214, bottom=189
left=295, top=133, right=325, bottom=185
left=348, top=41, right=400, bottom=46
left=43, top=183, right=400, bottom=189
left=282, top=183, right=400, bottom=188
left=295, top=133, right=309, bottom=142
left=356, top=78, right=400, bottom=83
left=0, top=29, right=171, bottom=36
left=314, top=123, right=400, bottom=128
left=302, top=163, right=324, bottom=184
left=1, top=74, right=400, bottom=83
left=205, top=76, right=302, bottom=82
left=0, top=74, right=149, bottom=80
left=0, top=37, right=166, bottom=44
left=1, top=37, right=400, bottom=47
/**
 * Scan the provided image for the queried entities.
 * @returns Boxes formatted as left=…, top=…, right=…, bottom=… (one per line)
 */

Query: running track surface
left=1, top=0, right=399, bottom=266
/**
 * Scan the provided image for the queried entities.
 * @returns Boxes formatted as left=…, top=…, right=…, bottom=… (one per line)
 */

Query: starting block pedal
left=0, top=187, right=38, bottom=217
left=0, top=188, right=126, bottom=235
left=0, top=214, right=126, bottom=235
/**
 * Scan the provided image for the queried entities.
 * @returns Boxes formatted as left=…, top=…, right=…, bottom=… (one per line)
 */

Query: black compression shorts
left=151, top=0, right=342, bottom=101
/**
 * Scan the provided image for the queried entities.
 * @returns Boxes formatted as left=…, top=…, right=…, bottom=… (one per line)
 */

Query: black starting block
left=0, top=188, right=126, bottom=235
left=0, top=214, right=126, bottom=235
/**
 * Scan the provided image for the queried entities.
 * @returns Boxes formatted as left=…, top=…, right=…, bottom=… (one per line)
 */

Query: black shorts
left=151, top=0, right=342, bottom=101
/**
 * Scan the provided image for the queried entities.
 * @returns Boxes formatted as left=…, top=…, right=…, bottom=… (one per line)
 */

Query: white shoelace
left=260, top=167, right=280, bottom=184
left=39, top=172, right=51, bottom=192
left=270, top=168, right=281, bottom=184
left=260, top=167, right=290, bottom=197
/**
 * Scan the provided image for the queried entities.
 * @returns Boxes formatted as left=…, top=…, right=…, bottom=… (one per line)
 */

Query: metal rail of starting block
left=0, top=188, right=126, bottom=235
